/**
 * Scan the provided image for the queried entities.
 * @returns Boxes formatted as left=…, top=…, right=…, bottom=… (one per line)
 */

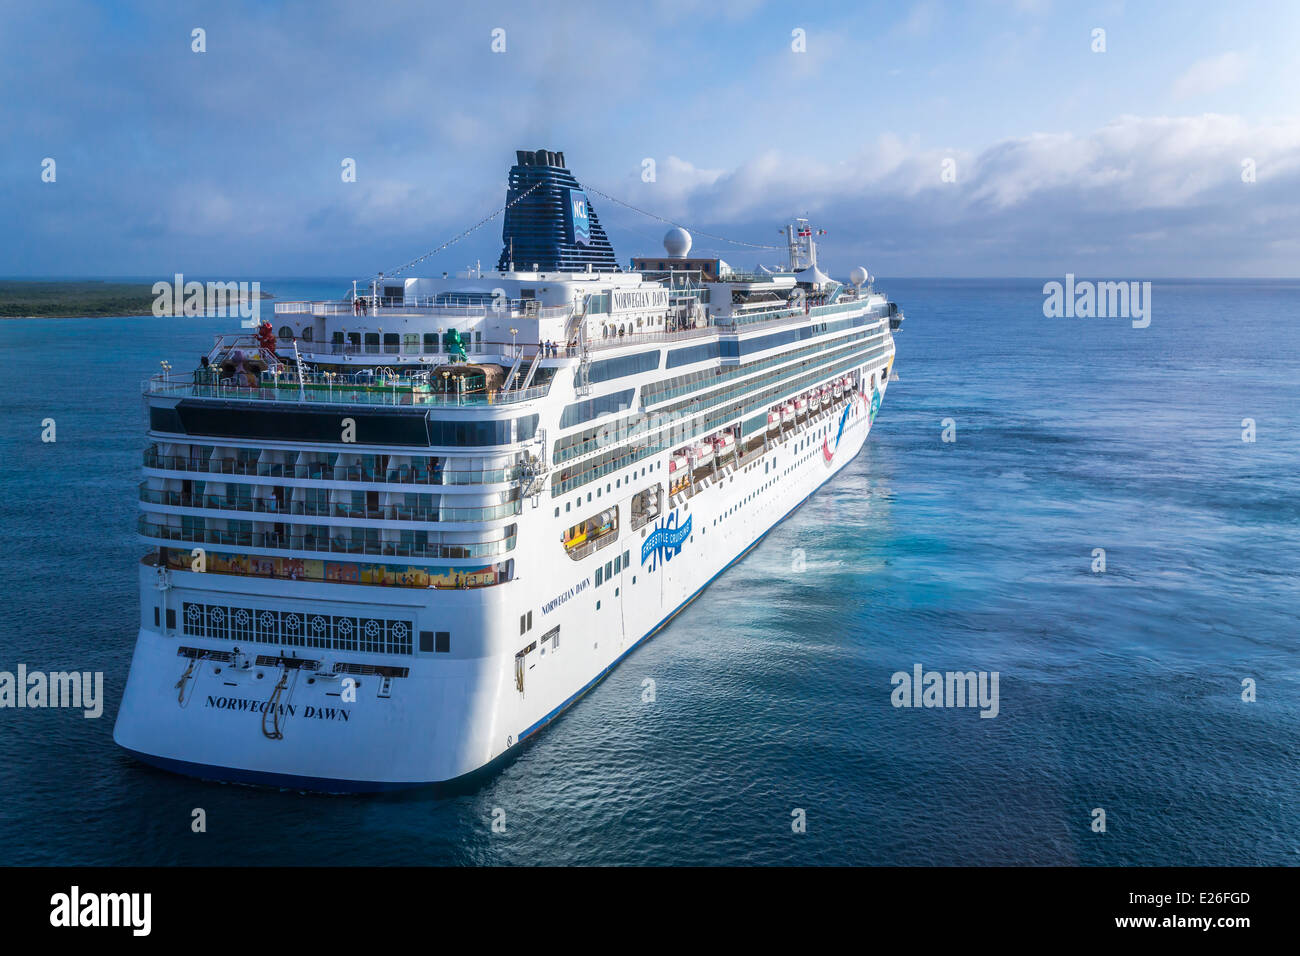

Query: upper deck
left=145, top=286, right=890, bottom=413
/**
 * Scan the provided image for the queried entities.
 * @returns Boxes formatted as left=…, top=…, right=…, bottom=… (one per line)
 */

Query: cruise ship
left=114, top=148, right=904, bottom=791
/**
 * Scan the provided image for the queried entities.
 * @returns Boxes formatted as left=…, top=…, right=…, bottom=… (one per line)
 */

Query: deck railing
left=138, top=517, right=517, bottom=560
left=138, top=483, right=523, bottom=523
left=274, top=298, right=573, bottom=319
left=142, top=374, right=553, bottom=408
left=142, top=451, right=519, bottom=485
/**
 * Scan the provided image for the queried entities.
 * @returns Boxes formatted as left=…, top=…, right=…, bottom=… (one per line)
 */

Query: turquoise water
left=0, top=278, right=1296, bottom=864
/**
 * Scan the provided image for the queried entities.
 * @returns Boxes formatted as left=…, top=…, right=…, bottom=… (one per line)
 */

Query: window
left=587, top=351, right=660, bottom=384
left=435, top=631, right=450, bottom=653
left=520, top=614, right=527, bottom=636
left=560, top=390, right=635, bottom=428
left=420, top=630, right=434, bottom=652
left=278, top=326, right=293, bottom=339
left=596, top=567, right=603, bottom=586
left=302, top=327, right=313, bottom=342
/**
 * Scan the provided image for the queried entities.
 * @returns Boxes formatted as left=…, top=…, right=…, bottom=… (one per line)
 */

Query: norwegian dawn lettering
left=204, top=695, right=351, bottom=723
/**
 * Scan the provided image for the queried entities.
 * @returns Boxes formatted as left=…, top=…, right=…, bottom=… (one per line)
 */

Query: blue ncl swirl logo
left=641, top=511, right=692, bottom=570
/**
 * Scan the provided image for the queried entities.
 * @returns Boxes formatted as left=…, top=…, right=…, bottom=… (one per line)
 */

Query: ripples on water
left=0, top=279, right=1295, bottom=864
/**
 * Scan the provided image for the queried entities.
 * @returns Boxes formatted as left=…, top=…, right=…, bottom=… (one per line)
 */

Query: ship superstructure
left=114, top=148, right=903, bottom=790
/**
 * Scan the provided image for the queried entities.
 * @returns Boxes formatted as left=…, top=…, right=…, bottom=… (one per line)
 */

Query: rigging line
left=380, top=179, right=545, bottom=280
left=584, top=185, right=783, bottom=251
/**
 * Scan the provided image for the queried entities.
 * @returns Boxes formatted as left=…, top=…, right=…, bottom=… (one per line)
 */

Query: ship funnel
left=497, top=149, right=619, bottom=273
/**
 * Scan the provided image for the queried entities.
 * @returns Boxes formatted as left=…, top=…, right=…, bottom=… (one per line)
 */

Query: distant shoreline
left=0, top=280, right=272, bottom=319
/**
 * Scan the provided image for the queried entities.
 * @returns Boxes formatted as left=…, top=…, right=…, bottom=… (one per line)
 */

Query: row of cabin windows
left=322, top=331, right=484, bottom=348
left=555, top=463, right=659, bottom=517
left=154, top=610, right=450, bottom=655
left=594, top=550, right=632, bottom=587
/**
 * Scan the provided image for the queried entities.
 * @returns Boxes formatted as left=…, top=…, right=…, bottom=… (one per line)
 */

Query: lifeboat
left=780, top=403, right=795, bottom=423
left=712, top=433, right=736, bottom=457
left=693, top=443, right=714, bottom=467
left=794, top=397, right=807, bottom=415
left=831, top=382, right=842, bottom=399
left=809, top=391, right=821, bottom=412
left=668, top=454, right=688, bottom=476
left=767, top=411, right=780, bottom=432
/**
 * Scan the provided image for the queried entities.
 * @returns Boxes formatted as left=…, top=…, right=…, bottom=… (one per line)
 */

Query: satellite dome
left=850, top=266, right=869, bottom=289
left=664, top=227, right=692, bottom=258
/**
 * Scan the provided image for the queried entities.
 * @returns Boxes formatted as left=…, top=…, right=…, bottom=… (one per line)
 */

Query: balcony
left=142, top=450, right=519, bottom=487
left=273, top=296, right=574, bottom=320
left=138, top=517, right=517, bottom=561
left=143, top=370, right=553, bottom=408
left=139, top=483, right=522, bottom=523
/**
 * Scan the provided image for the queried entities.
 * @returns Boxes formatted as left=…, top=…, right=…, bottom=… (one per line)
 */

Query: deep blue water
left=0, top=278, right=1296, bottom=865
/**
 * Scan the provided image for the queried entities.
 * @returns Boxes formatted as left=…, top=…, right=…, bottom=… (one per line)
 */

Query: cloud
left=620, top=114, right=1300, bottom=276
left=1171, top=51, right=1248, bottom=100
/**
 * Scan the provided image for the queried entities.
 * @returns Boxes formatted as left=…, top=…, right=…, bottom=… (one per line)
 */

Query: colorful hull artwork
left=823, top=394, right=863, bottom=465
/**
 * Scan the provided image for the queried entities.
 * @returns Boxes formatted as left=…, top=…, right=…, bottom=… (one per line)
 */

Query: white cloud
left=1171, top=51, right=1248, bottom=100
left=627, top=114, right=1300, bottom=275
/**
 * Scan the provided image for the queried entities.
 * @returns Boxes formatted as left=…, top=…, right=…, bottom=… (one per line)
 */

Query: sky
left=2, top=0, right=1298, bottom=279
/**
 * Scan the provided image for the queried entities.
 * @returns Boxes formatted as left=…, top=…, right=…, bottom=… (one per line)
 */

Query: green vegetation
left=0, top=280, right=269, bottom=318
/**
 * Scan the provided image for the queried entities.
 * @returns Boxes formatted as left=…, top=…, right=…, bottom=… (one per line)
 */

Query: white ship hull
left=115, top=149, right=902, bottom=791
left=114, top=385, right=882, bottom=791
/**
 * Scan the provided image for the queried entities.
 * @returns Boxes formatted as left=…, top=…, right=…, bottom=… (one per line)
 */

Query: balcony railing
left=143, top=373, right=553, bottom=408
left=274, top=297, right=574, bottom=320
left=582, top=301, right=889, bottom=353
left=142, top=450, right=518, bottom=486
left=139, top=517, right=517, bottom=560
left=139, top=483, right=522, bottom=523
left=562, top=530, right=621, bottom=562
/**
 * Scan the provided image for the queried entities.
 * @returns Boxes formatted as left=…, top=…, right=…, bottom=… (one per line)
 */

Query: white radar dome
left=664, top=227, right=692, bottom=258
left=850, top=266, right=869, bottom=289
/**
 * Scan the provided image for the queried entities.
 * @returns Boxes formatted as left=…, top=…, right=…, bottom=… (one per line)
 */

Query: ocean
left=0, top=278, right=1296, bottom=865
